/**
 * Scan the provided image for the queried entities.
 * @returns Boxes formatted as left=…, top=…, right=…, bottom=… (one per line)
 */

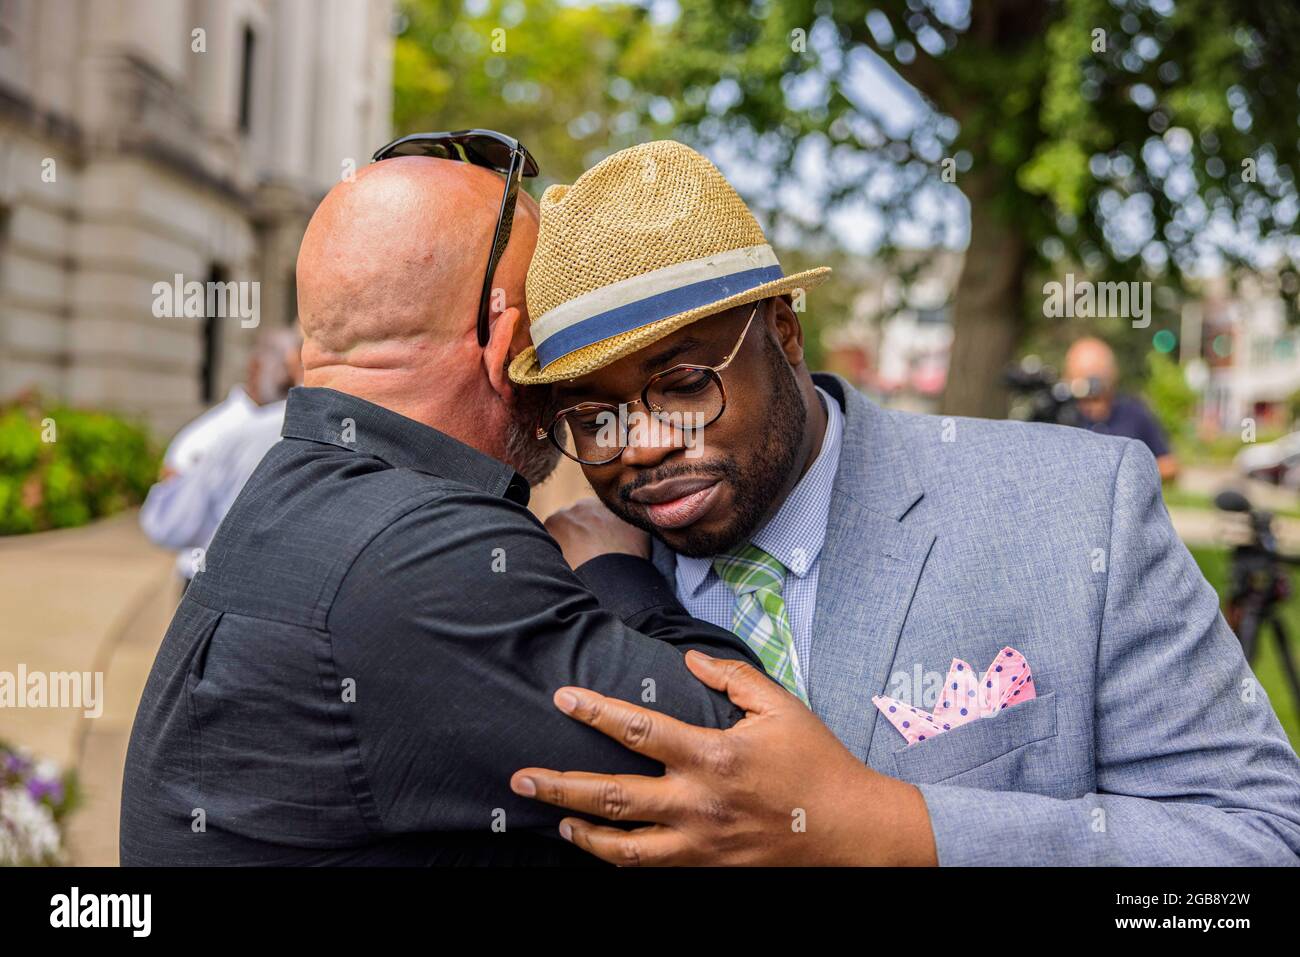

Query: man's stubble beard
left=504, top=380, right=562, bottom=487
left=606, top=332, right=807, bottom=559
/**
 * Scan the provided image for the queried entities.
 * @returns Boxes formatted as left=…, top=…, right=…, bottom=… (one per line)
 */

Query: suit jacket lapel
left=808, top=375, right=935, bottom=762
left=645, top=374, right=934, bottom=762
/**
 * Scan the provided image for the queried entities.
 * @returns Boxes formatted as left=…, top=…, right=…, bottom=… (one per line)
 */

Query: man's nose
left=620, top=413, right=684, bottom=469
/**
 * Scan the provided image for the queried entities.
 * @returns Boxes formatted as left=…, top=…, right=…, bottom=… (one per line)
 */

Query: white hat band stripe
left=529, top=243, right=780, bottom=353
left=533, top=261, right=784, bottom=368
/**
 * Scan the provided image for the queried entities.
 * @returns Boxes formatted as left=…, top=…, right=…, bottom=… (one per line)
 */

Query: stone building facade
left=0, top=0, right=393, bottom=435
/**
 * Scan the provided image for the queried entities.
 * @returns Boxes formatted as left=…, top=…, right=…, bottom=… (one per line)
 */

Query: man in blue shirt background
left=1064, top=336, right=1179, bottom=482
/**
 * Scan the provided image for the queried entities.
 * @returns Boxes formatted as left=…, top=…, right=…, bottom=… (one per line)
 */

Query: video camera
left=1002, top=357, right=1101, bottom=427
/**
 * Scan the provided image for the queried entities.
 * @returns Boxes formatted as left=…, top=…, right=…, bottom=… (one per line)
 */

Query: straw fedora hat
left=508, top=140, right=831, bottom=385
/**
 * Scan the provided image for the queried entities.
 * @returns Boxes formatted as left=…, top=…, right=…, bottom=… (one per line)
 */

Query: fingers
left=510, top=769, right=668, bottom=822
left=684, top=650, right=795, bottom=715
left=551, top=686, right=722, bottom=764
left=558, top=819, right=684, bottom=867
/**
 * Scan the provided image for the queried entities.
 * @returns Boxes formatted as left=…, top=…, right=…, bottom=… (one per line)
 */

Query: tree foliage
left=392, top=0, right=656, bottom=188
left=625, top=0, right=1300, bottom=413
left=393, top=0, right=1300, bottom=413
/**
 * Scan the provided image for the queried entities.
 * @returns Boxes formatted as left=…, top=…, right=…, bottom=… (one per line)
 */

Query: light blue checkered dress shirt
left=673, top=387, right=844, bottom=680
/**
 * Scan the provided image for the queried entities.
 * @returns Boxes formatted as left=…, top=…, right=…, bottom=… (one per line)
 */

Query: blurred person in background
left=156, top=327, right=302, bottom=479
left=1064, top=336, right=1178, bottom=482
left=139, top=328, right=303, bottom=582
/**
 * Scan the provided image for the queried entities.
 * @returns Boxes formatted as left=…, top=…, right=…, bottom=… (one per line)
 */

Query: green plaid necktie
left=713, top=543, right=808, bottom=703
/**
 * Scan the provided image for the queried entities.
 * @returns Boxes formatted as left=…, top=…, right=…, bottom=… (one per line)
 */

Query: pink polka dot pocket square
left=872, top=646, right=1036, bottom=746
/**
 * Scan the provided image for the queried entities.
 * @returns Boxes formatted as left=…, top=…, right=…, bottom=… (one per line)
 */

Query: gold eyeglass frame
left=536, top=304, right=761, bottom=466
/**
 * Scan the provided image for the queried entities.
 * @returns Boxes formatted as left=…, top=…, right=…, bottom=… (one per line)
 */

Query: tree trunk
left=940, top=170, right=1027, bottom=419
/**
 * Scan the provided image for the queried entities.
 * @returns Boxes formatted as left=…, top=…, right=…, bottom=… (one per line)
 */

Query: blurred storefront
left=822, top=248, right=962, bottom=413
left=1189, top=275, right=1300, bottom=433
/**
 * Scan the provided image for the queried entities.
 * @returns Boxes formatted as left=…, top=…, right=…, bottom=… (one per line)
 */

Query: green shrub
left=1143, top=351, right=1197, bottom=448
left=0, top=394, right=159, bottom=535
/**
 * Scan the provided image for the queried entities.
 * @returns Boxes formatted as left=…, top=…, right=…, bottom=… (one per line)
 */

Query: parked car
left=1235, top=431, right=1300, bottom=487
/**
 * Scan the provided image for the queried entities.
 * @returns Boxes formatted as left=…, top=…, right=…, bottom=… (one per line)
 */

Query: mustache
left=617, top=459, right=741, bottom=506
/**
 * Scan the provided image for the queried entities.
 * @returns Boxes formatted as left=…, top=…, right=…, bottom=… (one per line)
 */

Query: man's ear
left=484, top=304, right=528, bottom=401
left=769, top=296, right=805, bottom=367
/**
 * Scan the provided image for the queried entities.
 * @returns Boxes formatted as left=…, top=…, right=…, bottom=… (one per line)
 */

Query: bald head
left=291, top=154, right=553, bottom=482
left=1063, top=337, right=1118, bottom=389
left=296, top=156, right=538, bottom=359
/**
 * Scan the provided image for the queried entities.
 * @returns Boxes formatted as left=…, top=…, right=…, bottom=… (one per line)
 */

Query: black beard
left=606, top=332, right=807, bottom=558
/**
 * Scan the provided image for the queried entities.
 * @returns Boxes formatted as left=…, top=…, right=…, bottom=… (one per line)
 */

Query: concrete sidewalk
left=0, top=511, right=176, bottom=865
left=1168, top=505, right=1300, bottom=551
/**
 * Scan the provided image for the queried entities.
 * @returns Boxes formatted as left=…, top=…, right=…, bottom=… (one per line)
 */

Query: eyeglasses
left=371, top=129, right=540, bottom=347
left=537, top=304, right=761, bottom=466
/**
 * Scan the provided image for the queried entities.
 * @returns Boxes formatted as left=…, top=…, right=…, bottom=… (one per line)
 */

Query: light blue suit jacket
left=656, top=373, right=1300, bottom=864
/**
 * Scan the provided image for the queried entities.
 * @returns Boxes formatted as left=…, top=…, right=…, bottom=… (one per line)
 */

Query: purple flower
left=3, top=752, right=31, bottom=776
left=26, top=776, right=63, bottom=804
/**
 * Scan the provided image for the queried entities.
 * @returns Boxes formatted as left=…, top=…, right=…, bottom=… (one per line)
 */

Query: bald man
left=1064, top=337, right=1178, bottom=481
left=121, top=154, right=764, bottom=865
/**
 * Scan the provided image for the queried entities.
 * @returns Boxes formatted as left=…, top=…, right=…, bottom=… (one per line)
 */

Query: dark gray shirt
left=121, top=386, right=761, bottom=866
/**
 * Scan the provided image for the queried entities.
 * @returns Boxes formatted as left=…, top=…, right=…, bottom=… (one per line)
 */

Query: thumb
left=685, top=651, right=791, bottom=715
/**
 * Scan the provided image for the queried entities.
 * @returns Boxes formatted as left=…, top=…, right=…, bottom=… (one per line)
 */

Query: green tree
left=622, top=0, right=1300, bottom=416
left=393, top=0, right=658, bottom=189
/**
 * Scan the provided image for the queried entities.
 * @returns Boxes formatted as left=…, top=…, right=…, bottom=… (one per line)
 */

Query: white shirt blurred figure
left=161, top=384, right=257, bottom=478
left=141, top=328, right=303, bottom=581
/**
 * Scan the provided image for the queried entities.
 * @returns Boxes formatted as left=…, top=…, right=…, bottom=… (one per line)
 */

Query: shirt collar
left=228, top=383, right=252, bottom=404
left=280, top=386, right=530, bottom=506
left=676, top=385, right=845, bottom=597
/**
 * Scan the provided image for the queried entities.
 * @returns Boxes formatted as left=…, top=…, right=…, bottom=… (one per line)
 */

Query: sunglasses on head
left=371, top=129, right=540, bottom=347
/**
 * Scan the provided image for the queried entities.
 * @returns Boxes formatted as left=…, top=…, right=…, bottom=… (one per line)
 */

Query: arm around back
left=327, top=488, right=766, bottom=835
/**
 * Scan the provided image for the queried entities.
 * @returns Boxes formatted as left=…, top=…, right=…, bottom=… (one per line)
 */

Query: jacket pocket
left=890, top=691, right=1057, bottom=785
